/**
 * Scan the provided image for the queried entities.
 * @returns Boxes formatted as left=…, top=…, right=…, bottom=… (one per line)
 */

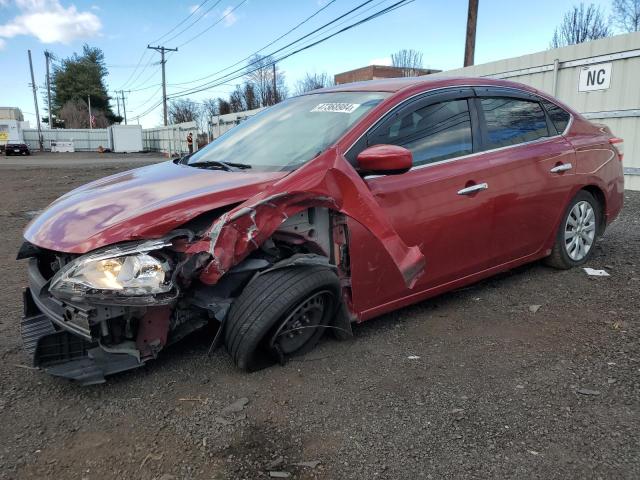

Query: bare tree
left=390, top=49, right=424, bottom=76
left=59, top=98, right=108, bottom=128
left=294, top=72, right=333, bottom=95
left=168, top=99, right=200, bottom=125
left=229, top=86, right=245, bottom=113
left=551, top=3, right=611, bottom=48
left=218, top=98, right=231, bottom=115
left=242, top=83, right=260, bottom=110
left=201, top=98, right=219, bottom=119
left=245, top=54, right=287, bottom=107
left=612, top=0, right=640, bottom=32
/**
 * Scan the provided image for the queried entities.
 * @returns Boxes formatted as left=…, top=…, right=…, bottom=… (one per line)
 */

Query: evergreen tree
left=51, top=44, right=117, bottom=126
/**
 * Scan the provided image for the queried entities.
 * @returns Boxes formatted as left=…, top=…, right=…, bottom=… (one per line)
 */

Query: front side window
left=541, top=100, right=571, bottom=134
left=369, top=99, right=473, bottom=166
left=480, top=98, right=549, bottom=149
left=188, top=92, right=388, bottom=171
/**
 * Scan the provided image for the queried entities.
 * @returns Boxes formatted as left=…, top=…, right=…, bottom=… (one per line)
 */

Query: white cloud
left=0, top=0, right=101, bottom=46
left=222, top=6, right=237, bottom=27
left=369, top=56, right=392, bottom=66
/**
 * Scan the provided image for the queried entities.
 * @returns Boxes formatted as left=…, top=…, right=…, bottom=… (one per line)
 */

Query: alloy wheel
left=564, top=200, right=596, bottom=261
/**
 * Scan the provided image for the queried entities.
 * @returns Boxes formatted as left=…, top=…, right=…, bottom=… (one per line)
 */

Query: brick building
left=334, top=65, right=441, bottom=85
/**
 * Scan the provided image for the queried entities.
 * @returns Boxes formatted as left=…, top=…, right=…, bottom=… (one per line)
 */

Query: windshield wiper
left=191, top=160, right=252, bottom=171
left=223, top=161, right=252, bottom=169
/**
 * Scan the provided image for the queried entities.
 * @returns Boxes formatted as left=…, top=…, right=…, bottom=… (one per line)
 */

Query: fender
left=186, top=148, right=426, bottom=289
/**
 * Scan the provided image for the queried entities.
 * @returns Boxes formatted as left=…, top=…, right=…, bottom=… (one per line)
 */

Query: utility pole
left=28, top=49, right=43, bottom=151
left=116, top=93, right=121, bottom=118
left=272, top=63, right=277, bottom=105
left=464, top=0, right=479, bottom=67
left=147, top=45, right=178, bottom=126
left=44, top=51, right=53, bottom=129
left=120, top=90, right=128, bottom=125
left=87, top=95, right=93, bottom=130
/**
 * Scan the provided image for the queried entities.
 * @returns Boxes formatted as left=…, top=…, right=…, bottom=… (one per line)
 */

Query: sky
left=0, top=0, right=617, bottom=128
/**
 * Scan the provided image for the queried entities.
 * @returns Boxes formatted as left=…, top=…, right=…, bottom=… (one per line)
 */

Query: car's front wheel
left=224, top=265, right=341, bottom=371
left=544, top=190, right=601, bottom=269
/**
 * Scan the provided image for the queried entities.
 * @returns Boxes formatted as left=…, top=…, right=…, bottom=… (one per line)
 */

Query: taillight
left=609, top=137, right=624, bottom=161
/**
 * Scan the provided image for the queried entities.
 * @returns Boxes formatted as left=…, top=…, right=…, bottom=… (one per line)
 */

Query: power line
left=117, top=50, right=150, bottom=90
left=169, top=0, right=338, bottom=87
left=150, top=0, right=211, bottom=44
left=176, top=0, right=247, bottom=48
left=116, top=1, right=211, bottom=90
left=161, top=0, right=224, bottom=45
left=169, top=0, right=413, bottom=99
left=132, top=0, right=413, bottom=122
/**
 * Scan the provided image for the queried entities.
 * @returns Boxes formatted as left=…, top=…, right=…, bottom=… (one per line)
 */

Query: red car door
left=345, top=89, right=496, bottom=314
left=472, top=90, right=576, bottom=265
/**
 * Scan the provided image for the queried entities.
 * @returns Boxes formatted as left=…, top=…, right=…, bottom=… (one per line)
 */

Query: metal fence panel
left=23, top=128, right=109, bottom=151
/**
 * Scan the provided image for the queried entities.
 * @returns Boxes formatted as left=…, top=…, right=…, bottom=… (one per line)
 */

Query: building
left=432, top=31, right=640, bottom=191
left=334, top=65, right=441, bottom=85
left=0, top=107, right=24, bottom=121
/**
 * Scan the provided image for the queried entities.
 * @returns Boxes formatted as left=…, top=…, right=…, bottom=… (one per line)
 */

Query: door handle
left=550, top=163, right=573, bottom=173
left=457, top=182, right=489, bottom=195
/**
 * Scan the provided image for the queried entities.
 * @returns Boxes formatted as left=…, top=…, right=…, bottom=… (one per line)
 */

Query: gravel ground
left=0, top=163, right=638, bottom=480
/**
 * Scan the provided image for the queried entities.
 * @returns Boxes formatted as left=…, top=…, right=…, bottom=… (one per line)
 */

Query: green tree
left=51, top=44, right=117, bottom=126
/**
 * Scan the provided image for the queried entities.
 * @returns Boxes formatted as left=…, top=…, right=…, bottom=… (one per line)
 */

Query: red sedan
left=19, top=77, right=624, bottom=384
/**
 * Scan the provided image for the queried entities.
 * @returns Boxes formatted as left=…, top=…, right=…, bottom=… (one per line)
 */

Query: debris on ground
left=576, top=388, right=601, bottom=396
left=269, top=471, right=291, bottom=478
left=293, top=460, right=322, bottom=468
left=529, top=305, right=542, bottom=313
left=221, top=397, right=249, bottom=416
left=583, top=267, right=610, bottom=277
left=267, top=456, right=284, bottom=469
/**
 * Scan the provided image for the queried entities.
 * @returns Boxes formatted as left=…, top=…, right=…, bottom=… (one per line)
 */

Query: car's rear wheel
left=224, top=265, right=340, bottom=371
left=544, top=190, right=601, bottom=269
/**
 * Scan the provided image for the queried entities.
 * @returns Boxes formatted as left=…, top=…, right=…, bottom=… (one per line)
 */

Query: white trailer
left=108, top=125, right=143, bottom=153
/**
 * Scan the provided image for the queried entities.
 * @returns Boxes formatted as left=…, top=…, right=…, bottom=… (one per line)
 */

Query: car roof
left=313, top=76, right=540, bottom=95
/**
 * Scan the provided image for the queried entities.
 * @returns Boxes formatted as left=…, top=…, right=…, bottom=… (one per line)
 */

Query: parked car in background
left=5, top=142, right=30, bottom=156
left=18, top=76, right=624, bottom=384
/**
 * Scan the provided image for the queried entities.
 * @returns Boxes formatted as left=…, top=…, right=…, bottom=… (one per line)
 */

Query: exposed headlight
left=50, top=240, right=174, bottom=303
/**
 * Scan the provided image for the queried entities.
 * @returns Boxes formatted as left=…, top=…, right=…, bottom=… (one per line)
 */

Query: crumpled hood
left=24, top=160, right=288, bottom=253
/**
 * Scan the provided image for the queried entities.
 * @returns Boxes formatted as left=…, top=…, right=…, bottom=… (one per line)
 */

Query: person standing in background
left=187, top=132, right=193, bottom=154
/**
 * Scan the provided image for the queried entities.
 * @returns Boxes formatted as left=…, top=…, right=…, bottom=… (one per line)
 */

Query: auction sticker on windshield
left=311, top=103, right=360, bottom=113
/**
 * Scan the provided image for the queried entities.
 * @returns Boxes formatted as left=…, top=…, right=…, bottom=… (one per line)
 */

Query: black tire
left=544, top=190, right=601, bottom=269
left=225, top=265, right=340, bottom=371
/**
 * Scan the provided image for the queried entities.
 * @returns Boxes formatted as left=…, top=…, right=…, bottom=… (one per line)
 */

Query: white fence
left=209, top=108, right=263, bottom=140
left=142, top=121, right=197, bottom=156
left=23, top=128, right=108, bottom=151
left=434, top=31, right=640, bottom=190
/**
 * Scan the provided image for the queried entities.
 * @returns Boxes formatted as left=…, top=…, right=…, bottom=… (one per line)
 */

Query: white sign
left=311, top=103, right=360, bottom=113
left=578, top=63, right=612, bottom=92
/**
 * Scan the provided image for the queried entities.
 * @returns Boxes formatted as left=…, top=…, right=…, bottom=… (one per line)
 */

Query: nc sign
left=578, top=63, right=612, bottom=92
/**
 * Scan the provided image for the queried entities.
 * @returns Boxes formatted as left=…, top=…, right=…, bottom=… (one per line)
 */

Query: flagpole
left=87, top=95, right=92, bottom=130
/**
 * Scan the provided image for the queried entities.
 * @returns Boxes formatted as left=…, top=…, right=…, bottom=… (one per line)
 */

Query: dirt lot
left=0, top=160, right=638, bottom=479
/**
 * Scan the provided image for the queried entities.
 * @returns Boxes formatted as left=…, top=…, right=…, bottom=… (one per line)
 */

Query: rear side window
left=369, top=99, right=473, bottom=166
left=541, top=100, right=571, bottom=133
left=480, top=98, right=549, bottom=149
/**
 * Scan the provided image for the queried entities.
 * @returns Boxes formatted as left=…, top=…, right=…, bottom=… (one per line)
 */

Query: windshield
left=188, top=91, right=388, bottom=171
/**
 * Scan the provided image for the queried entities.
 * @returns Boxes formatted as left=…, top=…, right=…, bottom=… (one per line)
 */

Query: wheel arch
left=581, top=184, right=607, bottom=233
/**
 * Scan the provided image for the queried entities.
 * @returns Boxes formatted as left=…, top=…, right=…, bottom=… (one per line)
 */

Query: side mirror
left=357, top=144, right=412, bottom=175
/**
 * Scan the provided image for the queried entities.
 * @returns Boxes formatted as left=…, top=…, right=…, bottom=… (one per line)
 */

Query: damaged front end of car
left=18, top=148, right=425, bottom=385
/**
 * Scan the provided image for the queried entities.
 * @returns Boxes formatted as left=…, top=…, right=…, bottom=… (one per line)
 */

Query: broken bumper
left=22, top=258, right=144, bottom=385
